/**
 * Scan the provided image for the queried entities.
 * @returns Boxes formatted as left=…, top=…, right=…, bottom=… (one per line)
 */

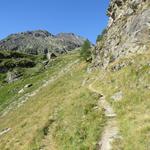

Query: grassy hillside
left=0, top=51, right=105, bottom=150
left=92, top=53, right=150, bottom=150
left=0, top=50, right=46, bottom=84
left=0, top=51, right=149, bottom=150
left=0, top=51, right=78, bottom=112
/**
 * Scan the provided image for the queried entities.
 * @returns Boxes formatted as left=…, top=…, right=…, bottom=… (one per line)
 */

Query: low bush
left=17, top=58, right=36, bottom=68
left=4, top=59, right=16, bottom=68
left=96, top=29, right=107, bottom=43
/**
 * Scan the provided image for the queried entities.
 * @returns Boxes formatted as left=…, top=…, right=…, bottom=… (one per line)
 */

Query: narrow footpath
left=88, top=79, right=119, bottom=150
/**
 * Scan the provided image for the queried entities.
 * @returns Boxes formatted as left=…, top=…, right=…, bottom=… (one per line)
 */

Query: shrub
left=4, top=59, right=16, bottom=68
left=10, top=51, right=27, bottom=58
left=96, top=29, right=107, bottom=43
left=17, top=59, right=36, bottom=68
left=80, top=40, right=91, bottom=62
left=0, top=51, right=10, bottom=59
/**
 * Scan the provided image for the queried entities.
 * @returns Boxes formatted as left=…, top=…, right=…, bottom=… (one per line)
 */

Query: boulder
left=18, top=89, right=24, bottom=94
left=6, top=71, right=22, bottom=83
left=111, top=91, right=123, bottom=102
left=24, top=84, right=33, bottom=88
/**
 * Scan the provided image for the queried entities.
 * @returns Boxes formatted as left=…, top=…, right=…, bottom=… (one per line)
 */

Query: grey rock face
left=0, top=30, right=86, bottom=55
left=93, top=0, right=150, bottom=68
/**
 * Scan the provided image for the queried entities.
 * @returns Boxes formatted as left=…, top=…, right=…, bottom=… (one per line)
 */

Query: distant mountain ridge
left=0, top=30, right=86, bottom=55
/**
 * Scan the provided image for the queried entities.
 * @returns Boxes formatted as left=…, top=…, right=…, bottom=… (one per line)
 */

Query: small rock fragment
left=24, top=84, right=33, bottom=88
left=18, top=89, right=24, bottom=94
left=111, top=91, right=123, bottom=102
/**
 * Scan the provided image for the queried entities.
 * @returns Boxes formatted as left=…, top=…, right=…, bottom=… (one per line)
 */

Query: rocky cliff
left=93, top=0, right=150, bottom=68
left=0, top=30, right=85, bottom=55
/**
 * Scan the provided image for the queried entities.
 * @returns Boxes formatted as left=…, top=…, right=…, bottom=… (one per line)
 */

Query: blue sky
left=0, top=0, right=109, bottom=43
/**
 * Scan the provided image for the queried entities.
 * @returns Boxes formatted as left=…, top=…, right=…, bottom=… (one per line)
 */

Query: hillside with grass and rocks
left=0, top=0, right=149, bottom=150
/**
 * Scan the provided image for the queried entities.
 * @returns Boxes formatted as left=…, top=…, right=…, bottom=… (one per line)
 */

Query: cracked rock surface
left=93, top=0, right=150, bottom=68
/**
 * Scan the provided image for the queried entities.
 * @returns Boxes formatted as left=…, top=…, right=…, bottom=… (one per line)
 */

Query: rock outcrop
left=93, top=0, right=150, bottom=68
left=0, top=30, right=86, bottom=55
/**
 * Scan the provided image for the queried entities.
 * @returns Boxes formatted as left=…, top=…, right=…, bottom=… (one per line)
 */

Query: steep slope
left=0, top=30, right=85, bottom=55
left=90, top=0, right=150, bottom=149
left=0, top=52, right=106, bottom=150
left=93, top=0, right=150, bottom=68
left=0, top=51, right=149, bottom=150
left=0, top=1, right=150, bottom=149
left=92, top=53, right=150, bottom=150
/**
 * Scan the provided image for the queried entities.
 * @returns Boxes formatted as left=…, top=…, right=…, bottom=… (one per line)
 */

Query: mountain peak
left=0, top=30, right=86, bottom=55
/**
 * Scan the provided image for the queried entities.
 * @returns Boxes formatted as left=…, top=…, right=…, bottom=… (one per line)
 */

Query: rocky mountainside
left=0, top=30, right=86, bottom=55
left=93, top=0, right=150, bottom=68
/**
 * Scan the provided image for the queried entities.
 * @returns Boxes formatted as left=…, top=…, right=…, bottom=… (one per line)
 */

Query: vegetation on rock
left=96, top=29, right=107, bottom=43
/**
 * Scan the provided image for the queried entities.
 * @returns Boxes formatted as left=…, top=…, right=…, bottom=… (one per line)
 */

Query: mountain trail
left=88, top=78, right=119, bottom=150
